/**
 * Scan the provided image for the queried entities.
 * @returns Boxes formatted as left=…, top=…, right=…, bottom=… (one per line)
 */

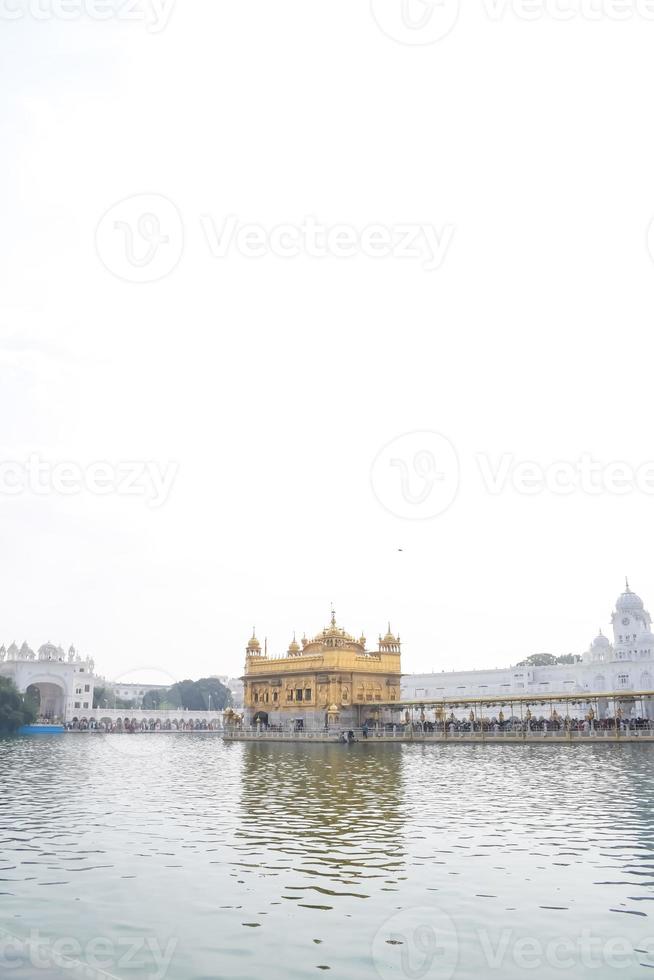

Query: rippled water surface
left=1, top=736, right=654, bottom=979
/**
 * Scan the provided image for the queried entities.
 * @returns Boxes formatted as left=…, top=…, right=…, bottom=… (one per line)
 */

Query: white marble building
left=402, top=581, right=654, bottom=718
left=0, top=642, right=96, bottom=722
left=103, top=681, right=169, bottom=706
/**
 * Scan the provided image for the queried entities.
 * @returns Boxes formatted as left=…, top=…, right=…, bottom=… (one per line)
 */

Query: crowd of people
left=246, top=711, right=654, bottom=737
left=394, top=715, right=654, bottom=734
left=65, top=718, right=222, bottom=732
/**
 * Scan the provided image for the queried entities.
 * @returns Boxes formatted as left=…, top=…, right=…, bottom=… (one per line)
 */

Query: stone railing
left=68, top=707, right=225, bottom=724
left=223, top=725, right=654, bottom=742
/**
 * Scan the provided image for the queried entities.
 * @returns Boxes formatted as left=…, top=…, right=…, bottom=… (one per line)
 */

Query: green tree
left=113, top=697, right=136, bottom=710
left=516, top=652, right=582, bottom=667
left=516, top=653, right=558, bottom=667
left=142, top=678, right=233, bottom=711
left=0, top=677, right=37, bottom=734
left=92, top=687, right=135, bottom=710
left=93, top=685, right=107, bottom=709
left=141, top=689, right=170, bottom=709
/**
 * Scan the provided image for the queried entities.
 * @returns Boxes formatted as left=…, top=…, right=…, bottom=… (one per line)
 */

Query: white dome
left=616, top=586, right=644, bottom=612
left=592, top=632, right=610, bottom=648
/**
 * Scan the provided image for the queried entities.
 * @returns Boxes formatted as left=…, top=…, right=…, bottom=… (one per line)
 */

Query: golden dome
left=383, top=623, right=397, bottom=643
left=313, top=606, right=357, bottom=644
left=247, top=629, right=261, bottom=652
left=288, top=633, right=301, bottom=655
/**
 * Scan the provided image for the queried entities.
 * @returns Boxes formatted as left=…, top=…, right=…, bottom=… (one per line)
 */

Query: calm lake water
left=1, top=736, right=654, bottom=979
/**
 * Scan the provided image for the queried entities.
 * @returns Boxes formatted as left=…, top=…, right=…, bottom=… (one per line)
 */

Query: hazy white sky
left=2, top=2, right=654, bottom=686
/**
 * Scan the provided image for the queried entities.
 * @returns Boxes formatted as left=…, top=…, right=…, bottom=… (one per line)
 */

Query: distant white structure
left=0, top=642, right=96, bottom=721
left=0, top=638, right=238, bottom=723
left=226, top=676, right=244, bottom=708
left=210, top=675, right=243, bottom=708
left=102, top=681, right=169, bottom=706
left=402, top=581, right=654, bottom=718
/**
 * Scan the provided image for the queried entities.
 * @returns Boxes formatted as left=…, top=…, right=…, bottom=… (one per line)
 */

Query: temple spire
left=330, top=603, right=336, bottom=627
left=626, top=576, right=630, bottom=591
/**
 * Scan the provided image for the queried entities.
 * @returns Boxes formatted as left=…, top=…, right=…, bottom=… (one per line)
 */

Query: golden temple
left=242, top=607, right=402, bottom=729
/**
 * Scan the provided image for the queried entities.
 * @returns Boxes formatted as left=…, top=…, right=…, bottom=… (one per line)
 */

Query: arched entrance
left=252, top=711, right=269, bottom=727
left=25, top=680, right=65, bottom=721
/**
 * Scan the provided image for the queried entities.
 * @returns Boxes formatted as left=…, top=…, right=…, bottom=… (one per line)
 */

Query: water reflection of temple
left=236, top=742, right=406, bottom=891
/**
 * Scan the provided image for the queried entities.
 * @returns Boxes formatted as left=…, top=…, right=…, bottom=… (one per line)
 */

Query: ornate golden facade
left=242, top=610, right=402, bottom=728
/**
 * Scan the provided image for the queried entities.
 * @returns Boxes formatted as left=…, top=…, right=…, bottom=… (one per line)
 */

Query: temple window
left=304, top=689, right=311, bottom=701
left=295, top=689, right=303, bottom=701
